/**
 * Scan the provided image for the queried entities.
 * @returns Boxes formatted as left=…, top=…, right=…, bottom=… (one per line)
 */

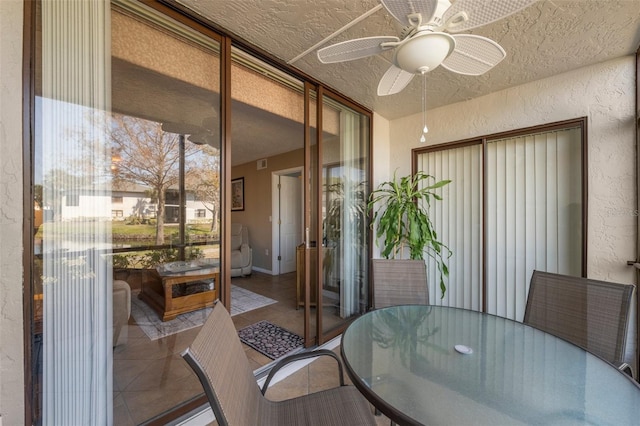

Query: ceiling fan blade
left=317, top=36, right=400, bottom=63
left=377, top=64, right=415, bottom=96
left=443, top=0, right=537, bottom=33
left=441, top=34, right=506, bottom=75
left=381, top=0, right=439, bottom=28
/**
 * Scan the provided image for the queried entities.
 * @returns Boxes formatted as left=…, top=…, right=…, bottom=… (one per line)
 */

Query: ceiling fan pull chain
left=420, top=71, right=428, bottom=143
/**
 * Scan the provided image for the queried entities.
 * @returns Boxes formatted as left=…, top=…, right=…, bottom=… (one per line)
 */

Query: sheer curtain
left=41, top=0, right=112, bottom=424
left=338, top=110, right=364, bottom=318
left=419, top=127, right=582, bottom=320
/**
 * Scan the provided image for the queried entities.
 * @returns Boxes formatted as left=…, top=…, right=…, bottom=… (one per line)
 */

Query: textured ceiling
left=175, top=0, right=640, bottom=120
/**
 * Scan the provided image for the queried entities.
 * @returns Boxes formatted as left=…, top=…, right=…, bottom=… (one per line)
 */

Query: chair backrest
left=230, top=223, right=249, bottom=250
left=372, top=259, right=429, bottom=309
left=524, top=270, right=635, bottom=365
left=182, top=302, right=266, bottom=426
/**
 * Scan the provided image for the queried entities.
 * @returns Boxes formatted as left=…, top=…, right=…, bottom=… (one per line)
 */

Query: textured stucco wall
left=0, top=0, right=26, bottom=424
left=388, top=56, right=637, bottom=285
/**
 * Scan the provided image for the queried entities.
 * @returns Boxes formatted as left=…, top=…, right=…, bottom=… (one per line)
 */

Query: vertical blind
left=41, top=0, right=112, bottom=424
left=420, top=144, right=483, bottom=309
left=486, top=129, right=582, bottom=320
left=418, top=127, right=582, bottom=320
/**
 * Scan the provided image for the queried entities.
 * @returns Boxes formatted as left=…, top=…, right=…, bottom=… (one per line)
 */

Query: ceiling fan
left=317, top=0, right=538, bottom=96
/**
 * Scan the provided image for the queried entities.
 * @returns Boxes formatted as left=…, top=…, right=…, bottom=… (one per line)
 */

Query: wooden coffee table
left=138, top=261, right=219, bottom=322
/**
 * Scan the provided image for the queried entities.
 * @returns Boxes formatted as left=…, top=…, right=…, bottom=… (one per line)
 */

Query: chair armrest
left=260, top=349, right=345, bottom=395
left=615, top=361, right=634, bottom=378
left=240, top=244, right=251, bottom=262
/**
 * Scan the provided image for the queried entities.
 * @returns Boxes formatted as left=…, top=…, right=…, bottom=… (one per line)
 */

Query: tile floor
left=114, top=271, right=364, bottom=425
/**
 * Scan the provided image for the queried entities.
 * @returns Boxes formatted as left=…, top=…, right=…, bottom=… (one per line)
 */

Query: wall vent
left=257, top=159, right=267, bottom=170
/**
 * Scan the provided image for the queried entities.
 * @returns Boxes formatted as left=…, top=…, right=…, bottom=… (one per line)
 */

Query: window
left=195, top=209, right=206, bottom=218
left=415, top=119, right=585, bottom=320
left=112, top=210, right=123, bottom=218
left=112, top=196, right=123, bottom=203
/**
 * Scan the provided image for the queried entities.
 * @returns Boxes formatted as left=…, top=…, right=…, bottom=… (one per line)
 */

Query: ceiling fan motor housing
left=393, top=31, right=455, bottom=74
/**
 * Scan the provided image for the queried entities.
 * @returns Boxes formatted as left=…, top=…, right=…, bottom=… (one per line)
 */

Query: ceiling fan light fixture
left=393, top=31, right=455, bottom=74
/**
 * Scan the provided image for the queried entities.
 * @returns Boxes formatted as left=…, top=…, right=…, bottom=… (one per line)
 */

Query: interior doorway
left=271, top=167, right=303, bottom=275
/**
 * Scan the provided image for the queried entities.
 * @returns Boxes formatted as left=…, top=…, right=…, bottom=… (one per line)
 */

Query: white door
left=279, top=175, right=302, bottom=273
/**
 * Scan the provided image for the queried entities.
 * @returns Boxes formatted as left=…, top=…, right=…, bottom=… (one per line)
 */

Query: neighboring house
left=56, top=183, right=215, bottom=223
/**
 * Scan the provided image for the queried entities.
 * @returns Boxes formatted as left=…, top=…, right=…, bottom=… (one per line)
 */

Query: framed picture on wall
left=231, top=177, right=245, bottom=211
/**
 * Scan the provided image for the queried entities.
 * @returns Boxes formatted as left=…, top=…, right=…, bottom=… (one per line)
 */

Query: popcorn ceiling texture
left=0, top=1, right=25, bottom=424
left=177, top=0, right=640, bottom=121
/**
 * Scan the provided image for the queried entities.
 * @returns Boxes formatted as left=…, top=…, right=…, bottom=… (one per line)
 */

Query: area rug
left=131, top=285, right=277, bottom=341
left=230, top=286, right=277, bottom=316
left=238, top=320, right=304, bottom=360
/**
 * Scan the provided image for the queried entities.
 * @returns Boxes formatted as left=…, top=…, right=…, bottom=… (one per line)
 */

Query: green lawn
left=37, top=221, right=216, bottom=241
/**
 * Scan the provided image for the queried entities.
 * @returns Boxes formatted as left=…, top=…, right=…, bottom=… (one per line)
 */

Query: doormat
left=238, top=320, right=304, bottom=360
left=131, top=285, right=277, bottom=341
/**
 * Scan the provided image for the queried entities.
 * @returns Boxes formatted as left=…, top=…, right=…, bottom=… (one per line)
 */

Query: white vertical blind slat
left=513, top=137, right=526, bottom=319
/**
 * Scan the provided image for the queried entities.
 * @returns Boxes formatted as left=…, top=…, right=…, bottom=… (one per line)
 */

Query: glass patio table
left=341, top=305, right=640, bottom=425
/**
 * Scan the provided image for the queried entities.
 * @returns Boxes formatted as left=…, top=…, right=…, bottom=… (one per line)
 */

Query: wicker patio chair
left=524, top=270, right=635, bottom=378
left=372, top=259, right=429, bottom=309
left=181, top=301, right=376, bottom=426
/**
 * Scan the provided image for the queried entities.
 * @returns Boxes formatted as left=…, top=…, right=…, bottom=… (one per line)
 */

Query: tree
left=42, top=169, right=83, bottom=221
left=187, top=148, right=221, bottom=234
left=109, top=114, right=199, bottom=244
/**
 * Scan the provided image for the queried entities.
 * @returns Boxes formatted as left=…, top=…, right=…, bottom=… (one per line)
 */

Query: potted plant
left=368, top=170, right=452, bottom=298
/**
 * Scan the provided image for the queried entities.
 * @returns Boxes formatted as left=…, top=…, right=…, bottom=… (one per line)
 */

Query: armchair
left=230, top=223, right=252, bottom=277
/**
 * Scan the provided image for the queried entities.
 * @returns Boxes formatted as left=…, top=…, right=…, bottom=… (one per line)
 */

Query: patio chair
left=372, top=259, right=429, bottom=309
left=372, top=259, right=429, bottom=424
left=181, top=301, right=376, bottom=426
left=524, top=270, right=636, bottom=378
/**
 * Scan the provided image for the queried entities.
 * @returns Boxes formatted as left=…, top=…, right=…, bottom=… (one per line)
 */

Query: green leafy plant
left=368, top=171, right=452, bottom=297
left=322, top=178, right=368, bottom=285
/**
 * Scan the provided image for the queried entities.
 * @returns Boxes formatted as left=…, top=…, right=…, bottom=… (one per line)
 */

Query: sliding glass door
left=28, top=1, right=372, bottom=423
left=416, top=121, right=585, bottom=320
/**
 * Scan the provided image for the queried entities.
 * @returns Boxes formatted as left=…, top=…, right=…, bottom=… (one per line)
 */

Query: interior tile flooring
left=113, top=271, right=386, bottom=425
